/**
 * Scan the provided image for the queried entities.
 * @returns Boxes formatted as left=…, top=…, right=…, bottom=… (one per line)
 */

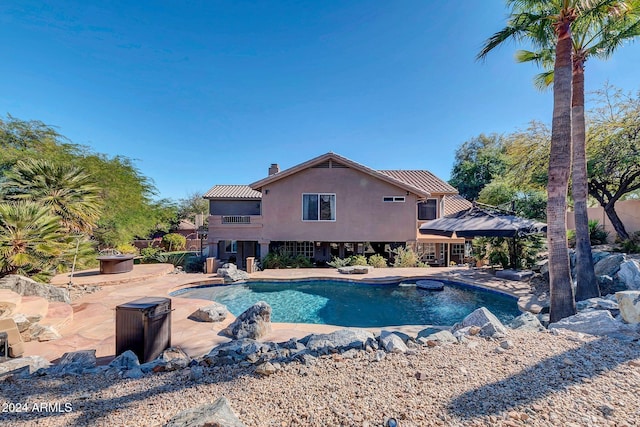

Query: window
left=416, top=243, right=437, bottom=261
left=283, top=241, right=314, bottom=258
left=225, top=240, right=237, bottom=253
left=418, top=199, right=438, bottom=220
left=452, top=244, right=465, bottom=256
left=302, top=194, right=336, bottom=221
left=383, top=196, right=405, bottom=202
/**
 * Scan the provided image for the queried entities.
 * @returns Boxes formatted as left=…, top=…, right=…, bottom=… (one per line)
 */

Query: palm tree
left=0, top=201, right=62, bottom=280
left=479, top=0, right=580, bottom=321
left=1, top=159, right=103, bottom=234
left=516, top=2, right=640, bottom=301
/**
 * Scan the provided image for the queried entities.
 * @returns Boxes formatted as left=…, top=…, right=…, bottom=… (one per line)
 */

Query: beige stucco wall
left=566, top=199, right=640, bottom=241
left=259, top=166, right=426, bottom=242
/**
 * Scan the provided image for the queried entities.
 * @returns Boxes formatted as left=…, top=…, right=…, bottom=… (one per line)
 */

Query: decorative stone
left=109, top=350, right=141, bottom=371
left=255, top=361, right=277, bottom=376
left=417, top=330, right=457, bottom=346
left=451, top=307, right=508, bottom=337
left=0, top=275, right=70, bottom=303
left=415, top=280, right=444, bottom=291
left=337, top=266, right=373, bottom=274
left=306, top=329, right=376, bottom=354
left=189, top=302, right=229, bottom=322
left=0, top=356, right=50, bottom=376
left=617, top=260, right=640, bottom=290
left=49, top=350, right=97, bottom=375
left=594, top=254, right=625, bottom=277
left=576, top=297, right=619, bottom=312
left=495, top=269, right=534, bottom=281
left=10, top=313, right=33, bottom=333
left=616, top=291, right=640, bottom=324
left=517, top=294, right=549, bottom=314
left=164, top=396, right=246, bottom=427
left=509, top=312, right=544, bottom=331
left=217, top=263, right=250, bottom=283
left=548, top=310, right=632, bottom=336
left=221, top=301, right=271, bottom=340
left=379, top=331, right=408, bottom=353
left=28, top=324, right=62, bottom=341
left=160, top=347, right=191, bottom=371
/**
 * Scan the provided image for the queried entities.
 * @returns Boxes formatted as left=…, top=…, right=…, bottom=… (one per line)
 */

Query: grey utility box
left=115, top=297, right=171, bottom=363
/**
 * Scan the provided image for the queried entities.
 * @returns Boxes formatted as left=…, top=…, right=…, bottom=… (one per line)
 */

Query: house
left=204, top=152, right=472, bottom=269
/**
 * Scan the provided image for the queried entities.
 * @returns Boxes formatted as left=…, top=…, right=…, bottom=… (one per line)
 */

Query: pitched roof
left=379, top=170, right=458, bottom=194
left=249, top=152, right=432, bottom=198
left=443, top=194, right=473, bottom=216
left=203, top=185, right=262, bottom=199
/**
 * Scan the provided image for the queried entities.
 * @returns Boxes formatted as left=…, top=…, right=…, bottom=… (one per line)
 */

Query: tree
left=479, top=0, right=579, bottom=321
left=177, top=191, right=208, bottom=226
left=587, top=86, right=640, bottom=240
left=448, top=134, right=507, bottom=200
left=1, top=159, right=103, bottom=234
left=0, top=201, right=62, bottom=281
left=515, top=1, right=640, bottom=300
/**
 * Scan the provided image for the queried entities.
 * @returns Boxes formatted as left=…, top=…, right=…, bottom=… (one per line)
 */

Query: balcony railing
left=221, top=215, right=252, bottom=224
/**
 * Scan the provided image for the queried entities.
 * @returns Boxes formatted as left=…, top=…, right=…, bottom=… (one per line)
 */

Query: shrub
left=367, top=254, right=387, bottom=268
left=162, top=233, right=186, bottom=251
left=262, top=249, right=313, bottom=269
left=348, top=255, right=368, bottom=266
left=140, top=246, right=162, bottom=262
left=588, top=220, right=609, bottom=245
left=115, top=243, right=138, bottom=255
left=392, top=246, right=419, bottom=268
left=327, top=256, right=350, bottom=268
left=619, top=231, right=640, bottom=253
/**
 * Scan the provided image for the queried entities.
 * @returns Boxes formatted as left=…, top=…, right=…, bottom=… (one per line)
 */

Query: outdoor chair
left=0, top=318, right=25, bottom=358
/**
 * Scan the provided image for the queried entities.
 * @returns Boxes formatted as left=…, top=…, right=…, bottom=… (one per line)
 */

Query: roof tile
left=203, top=185, right=262, bottom=199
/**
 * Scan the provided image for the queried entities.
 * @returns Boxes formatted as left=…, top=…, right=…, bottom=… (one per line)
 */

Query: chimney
left=268, top=163, right=280, bottom=175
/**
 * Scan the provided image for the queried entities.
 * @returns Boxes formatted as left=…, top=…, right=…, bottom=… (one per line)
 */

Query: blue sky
left=2, top=1, right=639, bottom=201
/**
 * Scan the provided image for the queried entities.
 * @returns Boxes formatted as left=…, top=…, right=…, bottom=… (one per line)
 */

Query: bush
left=367, top=254, right=387, bottom=268
left=392, top=246, right=420, bottom=268
left=619, top=231, right=640, bottom=253
left=115, top=243, right=138, bottom=255
left=262, top=249, right=313, bottom=269
left=140, top=246, right=162, bottom=263
left=348, top=255, right=368, bottom=266
left=588, top=220, right=609, bottom=245
left=327, top=256, right=350, bottom=268
left=162, top=233, right=186, bottom=251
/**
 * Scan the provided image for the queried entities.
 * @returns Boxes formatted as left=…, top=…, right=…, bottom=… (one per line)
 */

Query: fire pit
left=97, top=255, right=135, bottom=274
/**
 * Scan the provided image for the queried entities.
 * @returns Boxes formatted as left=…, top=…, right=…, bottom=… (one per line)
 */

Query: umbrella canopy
left=419, top=206, right=547, bottom=238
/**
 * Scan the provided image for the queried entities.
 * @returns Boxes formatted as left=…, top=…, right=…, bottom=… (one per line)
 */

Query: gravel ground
left=2, top=329, right=640, bottom=427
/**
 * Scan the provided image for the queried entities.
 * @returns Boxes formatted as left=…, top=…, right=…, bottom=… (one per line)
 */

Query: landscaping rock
left=306, top=329, right=376, bottom=354
left=495, top=269, right=534, bottom=281
left=0, top=356, right=50, bottom=376
left=0, top=275, right=70, bottom=304
left=189, top=302, right=229, bottom=322
left=617, top=259, right=640, bottom=290
left=49, top=350, right=97, bottom=375
left=517, top=294, right=549, bottom=314
left=337, top=266, right=373, bottom=274
left=217, top=263, right=250, bottom=283
left=203, top=339, right=274, bottom=366
left=379, top=331, right=408, bottom=353
left=160, top=347, right=191, bottom=371
left=548, top=310, right=632, bottom=337
left=594, top=254, right=625, bottom=278
left=509, top=312, right=545, bottom=331
left=576, top=297, right=619, bottom=312
left=616, top=291, right=640, bottom=324
left=109, top=350, right=140, bottom=371
left=597, top=275, right=619, bottom=296
left=164, top=396, right=246, bottom=427
left=221, top=301, right=271, bottom=340
left=451, top=307, right=508, bottom=337
left=417, top=330, right=457, bottom=346
left=28, top=324, right=62, bottom=341
left=255, top=361, right=278, bottom=376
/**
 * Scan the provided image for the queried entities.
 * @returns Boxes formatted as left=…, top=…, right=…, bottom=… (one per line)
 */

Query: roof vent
left=268, top=163, right=280, bottom=175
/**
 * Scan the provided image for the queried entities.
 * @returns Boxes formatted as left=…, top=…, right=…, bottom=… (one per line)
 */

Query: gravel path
left=2, top=329, right=640, bottom=427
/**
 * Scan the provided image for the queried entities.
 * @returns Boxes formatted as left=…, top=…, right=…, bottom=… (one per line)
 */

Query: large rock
left=509, top=312, right=545, bottom=331
left=28, top=324, right=62, bottom=341
left=160, top=347, right=191, bottom=371
left=0, top=275, right=70, bottom=304
left=109, top=350, right=140, bottom=370
left=617, top=260, right=640, bottom=291
left=417, top=330, right=457, bottom=345
left=548, top=310, right=632, bottom=336
left=306, top=329, right=376, bottom=354
left=217, top=263, right=250, bottom=283
left=222, top=302, right=271, bottom=340
left=189, top=302, right=229, bottom=322
left=0, top=355, right=50, bottom=376
left=451, top=307, right=508, bottom=337
left=203, top=339, right=274, bottom=366
left=594, top=254, right=625, bottom=278
left=379, top=331, right=408, bottom=353
left=164, top=396, right=246, bottom=427
left=49, top=350, right=97, bottom=375
left=616, top=291, right=640, bottom=324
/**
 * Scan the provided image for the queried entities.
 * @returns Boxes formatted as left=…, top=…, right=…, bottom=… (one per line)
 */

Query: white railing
left=222, top=215, right=251, bottom=224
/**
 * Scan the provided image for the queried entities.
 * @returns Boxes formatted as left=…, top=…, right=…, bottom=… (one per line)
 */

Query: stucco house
left=204, top=152, right=471, bottom=269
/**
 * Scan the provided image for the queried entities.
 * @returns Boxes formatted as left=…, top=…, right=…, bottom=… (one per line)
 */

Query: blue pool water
left=173, top=279, right=519, bottom=327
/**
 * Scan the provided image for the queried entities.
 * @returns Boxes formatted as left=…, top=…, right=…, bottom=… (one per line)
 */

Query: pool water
left=173, top=280, right=520, bottom=327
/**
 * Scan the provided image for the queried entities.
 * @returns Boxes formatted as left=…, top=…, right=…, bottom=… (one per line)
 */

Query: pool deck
left=21, top=265, right=531, bottom=364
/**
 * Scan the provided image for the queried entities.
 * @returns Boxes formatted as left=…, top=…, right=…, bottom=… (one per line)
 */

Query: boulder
left=592, top=251, right=611, bottom=265
left=337, top=266, right=373, bottom=274
left=417, top=330, right=457, bottom=345
left=451, top=307, right=508, bottom=337
left=495, top=269, right=534, bottom=282
left=189, top=302, right=229, bottom=322
left=221, top=301, right=271, bottom=340
left=576, top=297, right=619, bottom=312
left=517, top=294, right=549, bottom=314
left=0, top=275, right=70, bottom=304
left=509, top=312, right=545, bottom=331
left=160, top=347, right=191, bottom=371
left=306, top=329, right=376, bottom=354
left=379, top=331, right=408, bottom=353
left=616, top=291, right=640, bottom=324
left=254, top=361, right=278, bottom=376
left=594, top=254, right=625, bottom=278
left=548, top=310, right=633, bottom=337
left=597, top=275, right=619, bottom=296
left=0, top=355, right=50, bottom=376
left=203, top=339, right=274, bottom=366
left=109, top=350, right=140, bottom=371
left=617, top=260, right=640, bottom=291
left=49, top=350, right=97, bottom=375
left=28, top=324, right=62, bottom=341
left=217, top=263, right=250, bottom=283
left=164, top=396, right=246, bottom=427
left=11, top=313, right=40, bottom=333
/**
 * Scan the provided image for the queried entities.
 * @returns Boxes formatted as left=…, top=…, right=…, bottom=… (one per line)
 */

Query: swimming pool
left=172, top=279, right=520, bottom=327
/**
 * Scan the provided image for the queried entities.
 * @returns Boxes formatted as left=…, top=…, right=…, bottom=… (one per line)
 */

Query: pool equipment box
left=115, top=297, right=172, bottom=363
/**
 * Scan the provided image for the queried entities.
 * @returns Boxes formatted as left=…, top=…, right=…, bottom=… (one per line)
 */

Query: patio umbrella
left=419, top=205, right=547, bottom=238
left=419, top=205, right=547, bottom=268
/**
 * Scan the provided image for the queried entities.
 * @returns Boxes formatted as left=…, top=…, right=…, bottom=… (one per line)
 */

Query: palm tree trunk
left=548, top=14, right=576, bottom=323
left=572, top=56, right=599, bottom=301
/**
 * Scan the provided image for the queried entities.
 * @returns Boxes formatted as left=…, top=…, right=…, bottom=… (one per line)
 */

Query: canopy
left=419, top=206, right=547, bottom=238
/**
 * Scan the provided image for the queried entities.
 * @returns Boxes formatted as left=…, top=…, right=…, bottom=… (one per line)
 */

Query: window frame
left=417, top=198, right=439, bottom=220
left=302, top=193, right=336, bottom=222
left=383, top=196, right=405, bottom=202
left=225, top=240, right=237, bottom=253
